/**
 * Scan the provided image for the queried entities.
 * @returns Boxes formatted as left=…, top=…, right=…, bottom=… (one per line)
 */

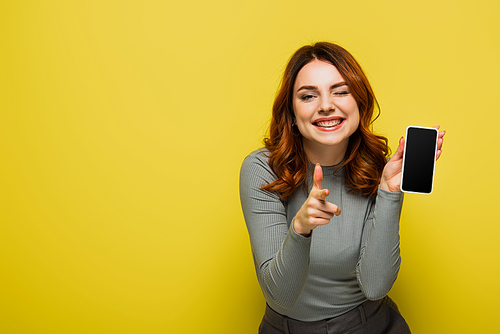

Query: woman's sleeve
left=239, top=152, right=312, bottom=309
left=356, top=187, right=404, bottom=300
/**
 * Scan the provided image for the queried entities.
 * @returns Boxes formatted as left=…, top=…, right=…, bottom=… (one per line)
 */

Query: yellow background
left=1, top=1, right=499, bottom=333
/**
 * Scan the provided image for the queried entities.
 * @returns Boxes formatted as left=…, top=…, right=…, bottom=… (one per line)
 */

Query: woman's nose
left=319, top=96, right=335, bottom=113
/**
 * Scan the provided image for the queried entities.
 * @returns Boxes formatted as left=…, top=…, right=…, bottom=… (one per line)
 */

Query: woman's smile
left=312, top=117, right=345, bottom=131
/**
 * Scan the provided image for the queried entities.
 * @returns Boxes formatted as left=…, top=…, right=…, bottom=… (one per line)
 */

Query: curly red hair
left=262, top=42, right=389, bottom=199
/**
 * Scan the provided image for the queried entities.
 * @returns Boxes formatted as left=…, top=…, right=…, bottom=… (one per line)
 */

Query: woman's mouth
left=313, top=118, right=345, bottom=130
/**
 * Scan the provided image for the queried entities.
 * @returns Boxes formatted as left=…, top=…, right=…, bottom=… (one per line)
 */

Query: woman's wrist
left=379, top=177, right=401, bottom=193
left=293, top=218, right=312, bottom=237
left=379, top=177, right=390, bottom=192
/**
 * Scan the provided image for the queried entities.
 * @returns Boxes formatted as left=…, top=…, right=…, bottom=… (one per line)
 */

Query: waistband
left=264, top=298, right=385, bottom=333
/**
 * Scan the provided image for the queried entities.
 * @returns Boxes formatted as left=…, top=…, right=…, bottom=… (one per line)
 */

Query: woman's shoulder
left=244, top=147, right=270, bottom=161
left=240, top=148, right=277, bottom=182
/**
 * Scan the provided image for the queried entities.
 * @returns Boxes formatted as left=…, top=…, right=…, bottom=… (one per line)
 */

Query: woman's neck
left=302, top=138, right=349, bottom=166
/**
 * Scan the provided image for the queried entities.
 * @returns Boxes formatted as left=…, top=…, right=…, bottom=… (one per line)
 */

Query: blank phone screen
left=401, top=127, right=438, bottom=194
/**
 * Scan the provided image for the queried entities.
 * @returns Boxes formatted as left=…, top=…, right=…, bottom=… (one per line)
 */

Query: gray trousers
left=258, top=296, right=411, bottom=334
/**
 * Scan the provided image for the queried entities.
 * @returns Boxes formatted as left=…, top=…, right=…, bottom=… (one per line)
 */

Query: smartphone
left=400, top=126, right=438, bottom=194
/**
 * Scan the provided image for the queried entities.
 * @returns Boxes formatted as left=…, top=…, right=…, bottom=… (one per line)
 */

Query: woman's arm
left=239, top=152, right=311, bottom=309
left=356, top=188, right=404, bottom=300
left=240, top=152, right=342, bottom=308
left=358, top=126, right=445, bottom=299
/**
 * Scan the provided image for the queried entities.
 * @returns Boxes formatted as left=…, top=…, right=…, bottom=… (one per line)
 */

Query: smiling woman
left=262, top=42, right=393, bottom=199
left=239, top=42, right=445, bottom=333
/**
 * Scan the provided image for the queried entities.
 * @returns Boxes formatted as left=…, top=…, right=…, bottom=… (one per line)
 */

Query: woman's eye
left=300, top=94, right=315, bottom=101
left=333, top=90, right=350, bottom=96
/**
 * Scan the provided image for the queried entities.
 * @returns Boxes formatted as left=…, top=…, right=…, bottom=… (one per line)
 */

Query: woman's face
left=292, top=59, right=359, bottom=158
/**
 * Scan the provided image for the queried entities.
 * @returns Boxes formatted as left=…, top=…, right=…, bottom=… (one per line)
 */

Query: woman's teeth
left=315, top=119, right=343, bottom=127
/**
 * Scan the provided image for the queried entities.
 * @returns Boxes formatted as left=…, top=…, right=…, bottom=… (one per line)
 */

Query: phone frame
left=400, top=126, right=438, bottom=195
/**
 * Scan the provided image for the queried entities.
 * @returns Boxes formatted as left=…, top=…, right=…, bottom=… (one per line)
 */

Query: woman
left=239, top=42, right=445, bottom=333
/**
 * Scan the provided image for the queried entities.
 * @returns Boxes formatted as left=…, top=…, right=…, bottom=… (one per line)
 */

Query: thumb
left=313, top=163, right=323, bottom=190
left=391, top=137, right=404, bottom=161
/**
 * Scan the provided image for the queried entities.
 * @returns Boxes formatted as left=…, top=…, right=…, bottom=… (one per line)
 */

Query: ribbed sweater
left=239, top=148, right=404, bottom=321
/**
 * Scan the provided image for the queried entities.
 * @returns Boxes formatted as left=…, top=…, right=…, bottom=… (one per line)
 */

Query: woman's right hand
left=293, top=164, right=341, bottom=237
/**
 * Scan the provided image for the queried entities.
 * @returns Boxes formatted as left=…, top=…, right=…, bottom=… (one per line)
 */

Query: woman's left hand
left=380, top=126, right=446, bottom=192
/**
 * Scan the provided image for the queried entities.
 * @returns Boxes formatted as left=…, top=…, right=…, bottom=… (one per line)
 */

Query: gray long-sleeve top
left=239, top=148, right=404, bottom=321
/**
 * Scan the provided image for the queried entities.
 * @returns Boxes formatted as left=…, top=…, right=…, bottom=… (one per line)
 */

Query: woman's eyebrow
left=296, top=85, right=318, bottom=92
left=331, top=82, right=347, bottom=89
left=296, top=82, right=347, bottom=93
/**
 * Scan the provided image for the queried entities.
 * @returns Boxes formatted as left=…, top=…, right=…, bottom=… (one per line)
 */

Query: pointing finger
left=313, top=163, right=323, bottom=190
